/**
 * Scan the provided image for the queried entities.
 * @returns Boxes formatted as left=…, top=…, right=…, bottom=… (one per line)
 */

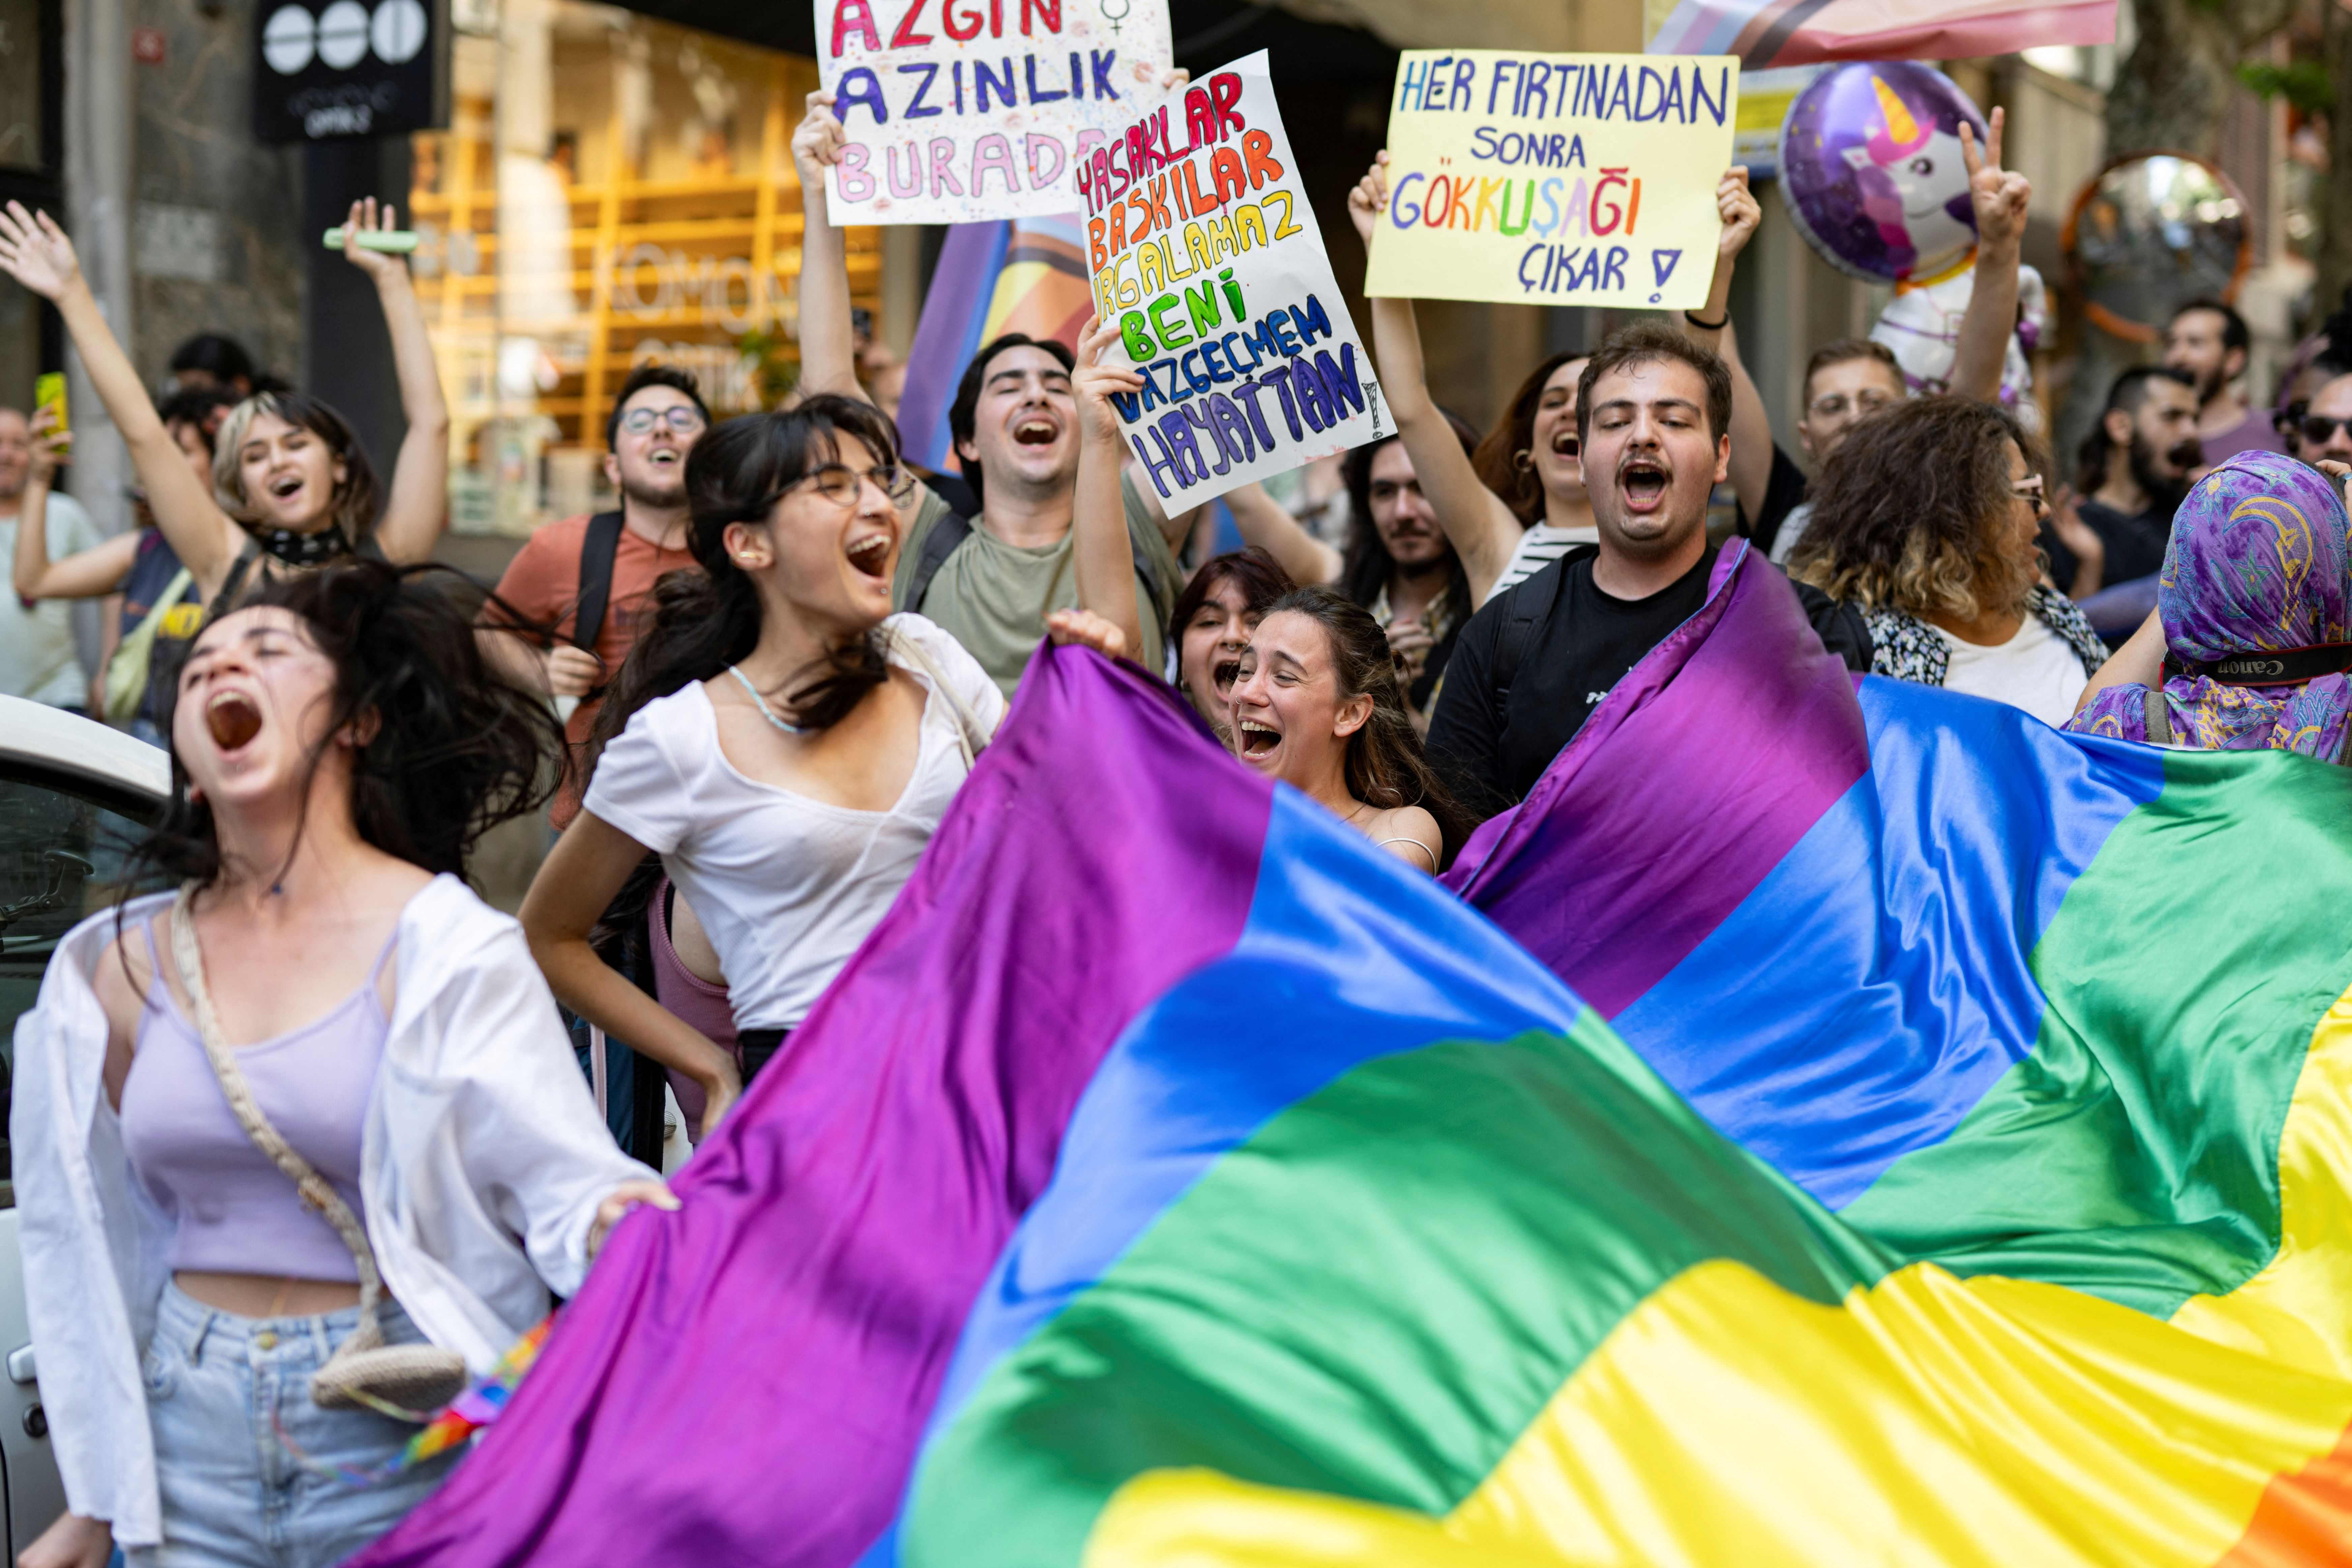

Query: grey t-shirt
left=891, top=473, right=1179, bottom=699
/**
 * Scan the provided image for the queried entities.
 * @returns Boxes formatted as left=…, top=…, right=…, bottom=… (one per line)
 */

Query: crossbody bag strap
left=168, top=884, right=387, bottom=1354
left=2142, top=686, right=2174, bottom=747
left=571, top=511, right=627, bottom=653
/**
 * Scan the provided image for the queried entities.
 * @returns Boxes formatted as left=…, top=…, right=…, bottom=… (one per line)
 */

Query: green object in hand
left=322, top=227, right=420, bottom=253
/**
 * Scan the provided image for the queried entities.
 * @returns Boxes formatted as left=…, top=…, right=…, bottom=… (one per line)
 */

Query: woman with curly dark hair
left=14, top=563, right=669, bottom=1568
left=1789, top=396, right=2106, bottom=725
left=1226, top=585, right=1470, bottom=872
left=520, top=396, right=1008, bottom=1132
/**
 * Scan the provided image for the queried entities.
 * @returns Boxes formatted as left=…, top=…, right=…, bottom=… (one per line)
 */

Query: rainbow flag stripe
left=352, top=552, right=2352, bottom=1568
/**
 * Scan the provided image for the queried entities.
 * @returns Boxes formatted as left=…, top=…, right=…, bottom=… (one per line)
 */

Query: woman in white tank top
left=16, top=562, right=670, bottom=1568
left=525, top=398, right=1035, bottom=1138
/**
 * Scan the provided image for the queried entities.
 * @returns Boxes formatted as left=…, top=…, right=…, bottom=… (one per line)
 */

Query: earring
left=1513, top=448, right=1534, bottom=472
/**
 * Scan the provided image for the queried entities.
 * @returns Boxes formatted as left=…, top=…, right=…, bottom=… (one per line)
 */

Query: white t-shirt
left=0, top=493, right=103, bottom=708
left=581, top=614, right=1006, bottom=1031
left=1935, top=612, right=2088, bottom=728
left=1485, top=522, right=1599, bottom=604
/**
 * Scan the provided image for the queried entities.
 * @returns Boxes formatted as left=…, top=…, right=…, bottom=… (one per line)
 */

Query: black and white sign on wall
left=253, top=0, right=447, bottom=143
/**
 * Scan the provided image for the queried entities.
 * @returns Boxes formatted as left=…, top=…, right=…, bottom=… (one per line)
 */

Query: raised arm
left=1070, top=315, right=1149, bottom=660
left=1949, top=110, right=2026, bottom=405
left=1225, top=480, right=1340, bottom=583
left=11, top=408, right=138, bottom=600
left=1348, top=154, right=1523, bottom=602
left=521, top=813, right=741, bottom=1139
left=0, top=203, right=246, bottom=593
left=1679, top=169, right=1773, bottom=524
left=340, top=199, right=451, bottom=564
left=792, top=92, right=867, bottom=405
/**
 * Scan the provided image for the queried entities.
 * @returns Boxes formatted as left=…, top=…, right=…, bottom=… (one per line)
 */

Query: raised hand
left=1960, top=108, right=2029, bottom=255
left=1347, top=151, right=1392, bottom=248
left=25, top=405, right=70, bottom=487
left=337, top=197, right=410, bottom=285
left=1716, top=165, right=1760, bottom=265
left=793, top=90, right=847, bottom=177
left=588, top=1177, right=681, bottom=1258
left=1045, top=607, right=1131, bottom=662
left=1072, top=313, right=1144, bottom=445
left=0, top=202, right=84, bottom=301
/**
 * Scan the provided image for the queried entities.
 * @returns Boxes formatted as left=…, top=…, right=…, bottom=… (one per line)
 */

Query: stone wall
left=129, top=0, right=307, bottom=388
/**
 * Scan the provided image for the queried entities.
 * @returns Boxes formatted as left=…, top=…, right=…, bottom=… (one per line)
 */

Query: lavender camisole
left=117, top=917, right=392, bottom=1283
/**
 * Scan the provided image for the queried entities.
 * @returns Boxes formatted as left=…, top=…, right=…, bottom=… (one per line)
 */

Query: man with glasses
left=481, top=364, right=710, bottom=826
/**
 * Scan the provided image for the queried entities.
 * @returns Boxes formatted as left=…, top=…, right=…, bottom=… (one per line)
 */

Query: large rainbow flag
left=352, top=549, right=2352, bottom=1567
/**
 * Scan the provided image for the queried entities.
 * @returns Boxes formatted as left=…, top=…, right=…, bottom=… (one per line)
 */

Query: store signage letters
left=818, top=0, right=1173, bottom=224
left=253, top=0, right=445, bottom=142
left=1084, top=51, right=1385, bottom=512
left=1364, top=50, right=1736, bottom=308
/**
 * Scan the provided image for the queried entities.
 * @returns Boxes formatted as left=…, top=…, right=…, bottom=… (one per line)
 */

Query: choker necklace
left=250, top=523, right=354, bottom=567
left=726, top=665, right=807, bottom=734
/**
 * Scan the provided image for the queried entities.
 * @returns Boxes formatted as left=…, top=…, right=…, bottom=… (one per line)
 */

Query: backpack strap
left=1491, top=544, right=1587, bottom=703
left=572, top=510, right=627, bottom=653
left=2142, top=686, right=2174, bottom=747
left=903, top=509, right=974, bottom=616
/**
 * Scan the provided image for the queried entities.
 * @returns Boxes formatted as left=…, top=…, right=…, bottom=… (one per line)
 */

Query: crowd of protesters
left=5, top=63, right=2352, bottom=1568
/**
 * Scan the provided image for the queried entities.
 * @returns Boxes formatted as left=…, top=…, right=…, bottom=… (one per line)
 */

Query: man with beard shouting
left=1427, top=323, right=1871, bottom=819
left=2057, top=366, right=2204, bottom=599
left=480, top=364, right=707, bottom=827
left=2163, top=299, right=2283, bottom=466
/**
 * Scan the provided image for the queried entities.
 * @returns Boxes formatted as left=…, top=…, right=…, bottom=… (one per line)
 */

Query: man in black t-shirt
left=1429, top=324, right=1871, bottom=818
left=2056, top=366, right=2202, bottom=596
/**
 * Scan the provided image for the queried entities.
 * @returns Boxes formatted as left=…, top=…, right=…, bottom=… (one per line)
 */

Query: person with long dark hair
left=1166, top=547, right=1294, bottom=740
left=14, top=562, right=669, bottom=1568
left=518, top=397, right=1008, bottom=1134
left=1346, top=153, right=1598, bottom=607
left=0, top=198, right=450, bottom=609
left=1227, top=586, right=1466, bottom=872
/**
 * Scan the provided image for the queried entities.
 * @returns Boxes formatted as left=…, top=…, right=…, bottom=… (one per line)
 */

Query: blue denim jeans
left=129, top=1283, right=460, bottom=1568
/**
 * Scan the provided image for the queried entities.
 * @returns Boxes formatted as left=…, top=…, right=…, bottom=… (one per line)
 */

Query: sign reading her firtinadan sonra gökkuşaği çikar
left=1081, top=51, right=1384, bottom=513
left=816, top=0, right=1173, bottom=225
left=1366, top=51, right=1738, bottom=308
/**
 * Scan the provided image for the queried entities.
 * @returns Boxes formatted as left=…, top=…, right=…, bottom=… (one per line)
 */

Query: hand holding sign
left=1346, top=151, right=1391, bottom=249
left=1715, top=165, right=1759, bottom=269
left=793, top=90, right=849, bottom=179
left=1365, top=51, right=1737, bottom=308
left=1073, top=313, right=1145, bottom=447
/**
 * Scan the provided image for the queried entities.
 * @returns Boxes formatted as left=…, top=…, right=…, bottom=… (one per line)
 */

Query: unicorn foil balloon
left=1779, top=62, right=2044, bottom=431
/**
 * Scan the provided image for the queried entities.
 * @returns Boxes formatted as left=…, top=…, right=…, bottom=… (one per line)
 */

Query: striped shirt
left=1484, top=523, right=1599, bottom=604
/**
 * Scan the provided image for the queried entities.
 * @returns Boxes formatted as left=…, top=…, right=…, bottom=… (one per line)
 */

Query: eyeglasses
left=2009, top=474, right=2046, bottom=506
left=792, top=461, right=919, bottom=508
left=2298, top=414, right=2352, bottom=446
left=1807, top=390, right=1898, bottom=421
left=618, top=406, right=707, bottom=436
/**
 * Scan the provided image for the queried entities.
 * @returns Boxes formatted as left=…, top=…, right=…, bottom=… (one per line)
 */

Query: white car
left=0, top=697, right=169, bottom=1556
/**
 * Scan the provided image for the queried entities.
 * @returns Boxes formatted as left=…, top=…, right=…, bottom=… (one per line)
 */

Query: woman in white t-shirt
left=519, top=398, right=1006, bottom=1137
left=1788, top=396, right=2108, bottom=727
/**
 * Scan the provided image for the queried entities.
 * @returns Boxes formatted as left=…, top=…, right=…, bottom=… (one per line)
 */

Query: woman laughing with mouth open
left=0, top=199, right=450, bottom=611
left=1055, top=318, right=1467, bottom=874
left=520, top=398, right=1010, bottom=1134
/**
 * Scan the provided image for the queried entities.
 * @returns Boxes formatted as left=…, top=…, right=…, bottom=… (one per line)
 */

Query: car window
left=0, top=767, right=161, bottom=1210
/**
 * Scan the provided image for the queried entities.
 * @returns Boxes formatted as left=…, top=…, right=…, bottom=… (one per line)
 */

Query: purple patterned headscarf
left=2070, top=451, right=2352, bottom=759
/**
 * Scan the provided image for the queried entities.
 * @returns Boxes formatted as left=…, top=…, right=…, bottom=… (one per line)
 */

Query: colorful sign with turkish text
left=1364, top=51, right=1738, bottom=308
left=817, top=0, right=1173, bottom=225
left=1080, top=51, right=1384, bottom=512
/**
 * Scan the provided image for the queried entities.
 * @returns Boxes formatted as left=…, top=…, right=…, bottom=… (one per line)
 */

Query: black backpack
left=1488, top=543, right=1597, bottom=704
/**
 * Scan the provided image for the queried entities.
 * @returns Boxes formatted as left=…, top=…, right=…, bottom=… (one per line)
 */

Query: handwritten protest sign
left=818, top=0, right=1172, bottom=225
left=1079, top=51, right=1384, bottom=512
left=1365, top=51, right=1738, bottom=308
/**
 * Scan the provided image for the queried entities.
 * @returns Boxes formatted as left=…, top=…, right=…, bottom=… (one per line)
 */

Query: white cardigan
left=10, top=875, right=655, bottom=1548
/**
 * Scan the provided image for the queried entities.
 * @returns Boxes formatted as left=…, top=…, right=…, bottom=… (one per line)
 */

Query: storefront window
left=409, top=0, right=887, bottom=534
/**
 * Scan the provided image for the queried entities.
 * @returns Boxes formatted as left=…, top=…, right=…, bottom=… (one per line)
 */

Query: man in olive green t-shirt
left=794, top=97, right=1189, bottom=698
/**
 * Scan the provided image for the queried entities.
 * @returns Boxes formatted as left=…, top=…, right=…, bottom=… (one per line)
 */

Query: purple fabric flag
left=347, top=652, right=1270, bottom=1568
left=1443, top=543, right=1868, bottom=1018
